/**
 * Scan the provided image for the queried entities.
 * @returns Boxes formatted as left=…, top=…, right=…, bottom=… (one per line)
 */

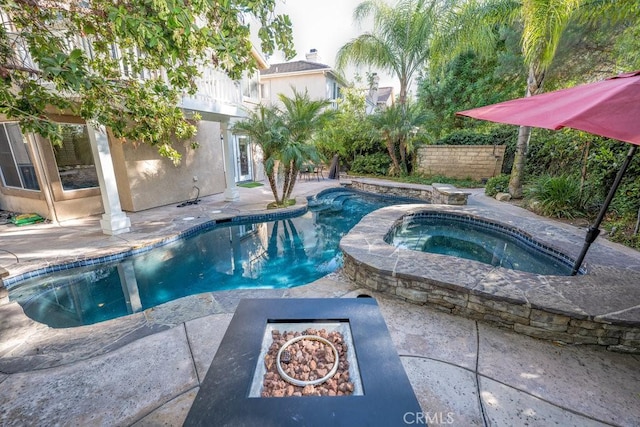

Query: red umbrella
left=456, top=70, right=640, bottom=275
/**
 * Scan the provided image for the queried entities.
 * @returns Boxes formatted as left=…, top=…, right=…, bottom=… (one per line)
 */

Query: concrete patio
left=1, top=179, right=639, bottom=426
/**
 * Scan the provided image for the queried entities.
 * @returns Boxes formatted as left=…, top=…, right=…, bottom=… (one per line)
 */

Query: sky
left=268, top=0, right=399, bottom=92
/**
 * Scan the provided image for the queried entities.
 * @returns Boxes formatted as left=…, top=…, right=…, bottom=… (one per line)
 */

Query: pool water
left=387, top=215, right=574, bottom=276
left=10, top=189, right=417, bottom=328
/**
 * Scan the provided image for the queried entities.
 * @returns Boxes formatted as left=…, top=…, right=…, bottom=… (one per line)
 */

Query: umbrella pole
left=571, top=145, right=638, bottom=275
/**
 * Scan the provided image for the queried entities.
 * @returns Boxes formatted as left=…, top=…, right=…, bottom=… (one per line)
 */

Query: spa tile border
left=384, top=211, right=583, bottom=274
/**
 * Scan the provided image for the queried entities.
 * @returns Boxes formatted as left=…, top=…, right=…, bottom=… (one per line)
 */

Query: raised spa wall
left=349, top=178, right=471, bottom=205
left=340, top=203, right=640, bottom=354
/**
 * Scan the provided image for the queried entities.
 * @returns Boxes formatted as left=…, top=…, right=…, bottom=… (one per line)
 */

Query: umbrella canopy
left=456, top=70, right=640, bottom=275
left=457, top=70, right=640, bottom=145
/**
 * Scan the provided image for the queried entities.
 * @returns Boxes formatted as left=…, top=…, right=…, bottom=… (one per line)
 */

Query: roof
left=377, top=87, right=393, bottom=103
left=260, top=60, right=331, bottom=76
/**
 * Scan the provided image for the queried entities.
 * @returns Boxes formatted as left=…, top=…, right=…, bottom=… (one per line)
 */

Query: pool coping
left=2, top=186, right=422, bottom=290
left=1, top=205, right=309, bottom=289
left=340, top=204, right=640, bottom=353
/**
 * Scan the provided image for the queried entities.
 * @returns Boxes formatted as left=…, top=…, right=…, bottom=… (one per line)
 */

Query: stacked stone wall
left=349, top=180, right=470, bottom=205
left=343, top=253, right=640, bottom=353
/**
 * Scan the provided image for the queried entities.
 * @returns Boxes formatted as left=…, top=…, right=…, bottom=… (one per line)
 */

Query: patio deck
left=1, top=179, right=639, bottom=426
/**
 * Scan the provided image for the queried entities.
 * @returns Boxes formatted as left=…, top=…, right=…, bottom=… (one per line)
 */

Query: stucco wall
left=263, top=74, right=328, bottom=103
left=0, top=193, right=47, bottom=218
left=416, top=145, right=506, bottom=181
left=113, top=121, right=227, bottom=212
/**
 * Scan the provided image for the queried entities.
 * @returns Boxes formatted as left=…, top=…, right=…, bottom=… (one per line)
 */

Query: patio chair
left=299, top=164, right=312, bottom=181
left=312, top=164, right=324, bottom=181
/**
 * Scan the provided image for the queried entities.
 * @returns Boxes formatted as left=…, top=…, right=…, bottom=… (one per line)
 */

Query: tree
left=277, top=89, right=333, bottom=201
left=418, top=47, right=525, bottom=139
left=232, top=90, right=331, bottom=207
left=368, top=101, right=428, bottom=175
left=438, top=0, right=639, bottom=197
left=315, top=83, right=376, bottom=170
left=336, top=0, right=449, bottom=107
left=232, top=104, right=288, bottom=205
left=0, top=0, right=294, bottom=163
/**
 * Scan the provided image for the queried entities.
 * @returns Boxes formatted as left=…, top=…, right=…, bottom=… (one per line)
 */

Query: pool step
left=309, top=191, right=356, bottom=212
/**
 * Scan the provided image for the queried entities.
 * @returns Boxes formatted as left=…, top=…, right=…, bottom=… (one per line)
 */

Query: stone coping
left=340, top=204, right=640, bottom=353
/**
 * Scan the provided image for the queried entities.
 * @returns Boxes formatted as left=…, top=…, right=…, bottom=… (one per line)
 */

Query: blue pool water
left=386, top=213, right=575, bottom=276
left=10, top=189, right=418, bottom=328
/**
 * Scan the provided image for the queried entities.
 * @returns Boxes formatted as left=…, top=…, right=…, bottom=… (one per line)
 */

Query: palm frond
left=521, top=0, right=582, bottom=68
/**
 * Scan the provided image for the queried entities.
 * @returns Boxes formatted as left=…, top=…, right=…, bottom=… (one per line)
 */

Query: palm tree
left=439, top=0, right=639, bottom=197
left=232, top=104, right=289, bottom=205
left=336, top=0, right=449, bottom=107
left=368, top=101, right=428, bottom=175
left=278, top=89, right=334, bottom=200
left=232, top=90, right=332, bottom=207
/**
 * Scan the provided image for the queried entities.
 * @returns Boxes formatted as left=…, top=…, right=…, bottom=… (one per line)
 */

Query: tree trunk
left=398, top=76, right=408, bottom=109
left=266, top=171, right=282, bottom=205
left=399, top=135, right=408, bottom=175
left=385, top=136, right=401, bottom=176
left=281, top=163, right=292, bottom=205
left=580, top=140, right=591, bottom=198
left=508, top=125, right=532, bottom=198
left=284, top=162, right=299, bottom=201
left=508, top=64, right=546, bottom=198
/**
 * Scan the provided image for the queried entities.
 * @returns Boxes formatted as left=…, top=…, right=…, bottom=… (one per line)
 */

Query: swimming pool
left=385, top=212, right=575, bottom=276
left=9, top=189, right=419, bottom=328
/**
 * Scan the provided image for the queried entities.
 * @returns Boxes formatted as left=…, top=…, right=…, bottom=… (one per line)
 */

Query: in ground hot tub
left=385, top=212, right=578, bottom=276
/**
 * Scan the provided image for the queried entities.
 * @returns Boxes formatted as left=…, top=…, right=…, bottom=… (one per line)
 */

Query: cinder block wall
left=416, top=145, right=506, bottom=180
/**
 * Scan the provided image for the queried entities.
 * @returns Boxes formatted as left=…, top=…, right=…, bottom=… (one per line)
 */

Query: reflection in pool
left=386, top=213, right=575, bottom=276
left=9, top=189, right=418, bottom=328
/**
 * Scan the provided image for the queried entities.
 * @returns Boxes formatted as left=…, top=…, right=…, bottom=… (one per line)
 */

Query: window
left=0, top=123, right=40, bottom=190
left=53, top=125, right=99, bottom=190
left=260, top=83, right=270, bottom=100
left=242, top=71, right=260, bottom=100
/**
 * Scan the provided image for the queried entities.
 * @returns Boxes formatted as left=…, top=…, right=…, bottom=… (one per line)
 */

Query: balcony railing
left=185, top=67, right=242, bottom=107
left=2, top=11, right=244, bottom=113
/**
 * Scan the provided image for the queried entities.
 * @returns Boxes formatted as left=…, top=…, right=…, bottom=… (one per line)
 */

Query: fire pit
left=252, top=323, right=362, bottom=398
left=185, top=298, right=422, bottom=426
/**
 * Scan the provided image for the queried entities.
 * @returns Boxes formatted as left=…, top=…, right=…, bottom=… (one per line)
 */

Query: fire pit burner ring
left=276, top=334, right=340, bottom=387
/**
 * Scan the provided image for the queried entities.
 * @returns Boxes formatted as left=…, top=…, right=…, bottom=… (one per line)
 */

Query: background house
left=365, top=73, right=395, bottom=114
left=375, top=87, right=395, bottom=110
left=259, top=49, right=347, bottom=108
left=0, top=13, right=268, bottom=235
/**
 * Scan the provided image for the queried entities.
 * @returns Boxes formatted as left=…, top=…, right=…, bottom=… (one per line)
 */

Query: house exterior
left=0, top=14, right=267, bottom=235
left=259, top=49, right=347, bottom=108
left=365, top=74, right=395, bottom=114
left=375, top=87, right=395, bottom=110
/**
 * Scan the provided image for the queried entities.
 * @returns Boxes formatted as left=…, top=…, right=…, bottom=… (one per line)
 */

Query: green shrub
left=350, top=153, right=391, bottom=176
left=604, top=216, right=640, bottom=251
left=523, top=174, right=588, bottom=219
left=399, top=174, right=482, bottom=188
left=610, top=180, right=640, bottom=217
left=485, top=174, right=510, bottom=197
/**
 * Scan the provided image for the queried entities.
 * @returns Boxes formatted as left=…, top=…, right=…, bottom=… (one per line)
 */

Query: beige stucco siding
left=114, top=121, right=227, bottom=212
left=263, top=74, right=329, bottom=103
left=0, top=193, right=48, bottom=218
